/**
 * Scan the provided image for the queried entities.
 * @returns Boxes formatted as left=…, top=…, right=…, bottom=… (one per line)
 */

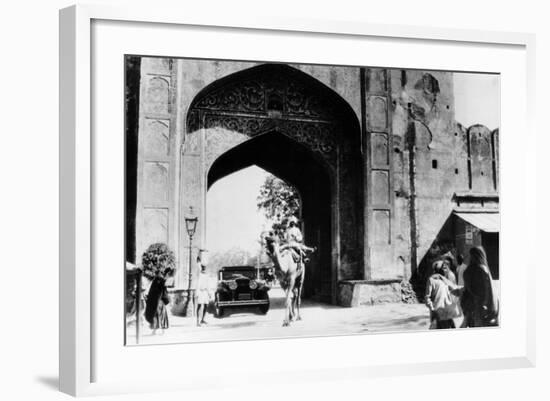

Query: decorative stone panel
left=367, top=69, right=388, bottom=93
left=142, top=208, right=169, bottom=246
left=143, top=162, right=169, bottom=203
left=144, top=76, right=171, bottom=115
left=367, top=97, right=388, bottom=131
left=371, top=133, right=389, bottom=167
left=372, top=210, right=391, bottom=245
left=200, top=114, right=338, bottom=164
left=372, top=170, right=390, bottom=205
left=143, top=119, right=170, bottom=156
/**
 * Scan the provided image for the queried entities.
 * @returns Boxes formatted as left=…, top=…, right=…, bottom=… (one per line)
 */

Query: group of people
left=142, top=253, right=214, bottom=335
left=142, top=220, right=498, bottom=335
left=425, top=245, right=499, bottom=329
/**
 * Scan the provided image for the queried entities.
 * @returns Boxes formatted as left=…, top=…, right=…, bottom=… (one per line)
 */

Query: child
left=195, top=250, right=213, bottom=327
left=425, top=260, right=461, bottom=329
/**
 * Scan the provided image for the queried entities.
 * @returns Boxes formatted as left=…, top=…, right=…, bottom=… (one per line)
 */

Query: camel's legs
left=283, top=278, right=295, bottom=326
left=296, top=268, right=304, bottom=321
left=290, top=287, right=298, bottom=321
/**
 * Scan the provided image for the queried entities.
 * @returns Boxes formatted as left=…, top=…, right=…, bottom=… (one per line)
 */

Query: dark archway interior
left=124, top=56, right=141, bottom=263
left=208, top=132, right=332, bottom=301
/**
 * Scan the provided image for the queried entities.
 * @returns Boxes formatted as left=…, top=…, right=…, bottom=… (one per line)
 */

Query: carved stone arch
left=187, top=64, right=357, bottom=120
left=186, top=63, right=360, bottom=168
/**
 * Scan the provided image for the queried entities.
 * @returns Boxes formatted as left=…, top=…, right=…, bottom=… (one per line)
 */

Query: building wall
left=389, top=69, right=459, bottom=279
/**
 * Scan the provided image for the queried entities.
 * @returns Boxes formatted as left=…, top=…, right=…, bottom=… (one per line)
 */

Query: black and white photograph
left=124, top=56, right=500, bottom=345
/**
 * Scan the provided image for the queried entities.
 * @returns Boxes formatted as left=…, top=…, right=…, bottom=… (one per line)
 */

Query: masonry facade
left=126, top=57, right=499, bottom=310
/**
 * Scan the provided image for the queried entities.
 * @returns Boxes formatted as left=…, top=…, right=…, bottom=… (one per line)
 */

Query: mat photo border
left=59, top=4, right=536, bottom=397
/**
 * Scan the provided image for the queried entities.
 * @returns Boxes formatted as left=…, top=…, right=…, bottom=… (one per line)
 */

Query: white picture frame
left=59, top=4, right=536, bottom=397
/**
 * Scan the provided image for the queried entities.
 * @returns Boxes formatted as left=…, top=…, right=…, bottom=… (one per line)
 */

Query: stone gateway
left=125, top=57, right=499, bottom=309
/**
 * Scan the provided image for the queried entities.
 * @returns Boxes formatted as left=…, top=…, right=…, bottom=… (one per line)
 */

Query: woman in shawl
left=462, top=246, right=498, bottom=327
left=144, top=273, right=170, bottom=335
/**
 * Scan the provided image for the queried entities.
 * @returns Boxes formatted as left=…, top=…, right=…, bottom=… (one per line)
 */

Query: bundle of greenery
left=141, top=243, right=176, bottom=280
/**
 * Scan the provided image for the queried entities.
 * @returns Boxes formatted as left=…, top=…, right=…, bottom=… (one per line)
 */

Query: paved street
left=126, top=288, right=431, bottom=346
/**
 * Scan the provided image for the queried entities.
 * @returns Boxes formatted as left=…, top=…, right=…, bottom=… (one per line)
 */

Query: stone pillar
left=363, top=68, right=396, bottom=280
left=135, top=58, right=178, bottom=267
left=179, top=115, right=205, bottom=292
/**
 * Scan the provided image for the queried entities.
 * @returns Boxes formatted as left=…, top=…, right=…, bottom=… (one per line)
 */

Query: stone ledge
left=337, top=280, right=403, bottom=307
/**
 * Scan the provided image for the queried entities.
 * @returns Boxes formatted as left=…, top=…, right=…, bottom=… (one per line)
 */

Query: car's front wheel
left=259, top=301, right=270, bottom=315
left=214, top=294, right=224, bottom=318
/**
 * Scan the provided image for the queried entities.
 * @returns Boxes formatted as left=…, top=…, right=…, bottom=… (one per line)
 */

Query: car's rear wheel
left=258, top=292, right=270, bottom=314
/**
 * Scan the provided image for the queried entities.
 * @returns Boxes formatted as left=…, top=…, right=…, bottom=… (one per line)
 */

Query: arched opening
left=207, top=131, right=332, bottom=300
left=206, top=165, right=274, bottom=274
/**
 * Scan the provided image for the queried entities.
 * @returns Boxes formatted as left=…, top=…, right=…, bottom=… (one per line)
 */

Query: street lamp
left=185, top=206, right=198, bottom=317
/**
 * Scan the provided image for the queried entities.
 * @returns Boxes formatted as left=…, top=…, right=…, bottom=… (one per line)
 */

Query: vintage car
left=214, top=265, right=271, bottom=317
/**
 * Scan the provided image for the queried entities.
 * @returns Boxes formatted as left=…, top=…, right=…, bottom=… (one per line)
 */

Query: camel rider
left=282, top=216, right=314, bottom=262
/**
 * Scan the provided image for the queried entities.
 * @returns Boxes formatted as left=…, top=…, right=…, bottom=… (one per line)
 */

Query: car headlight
left=249, top=281, right=258, bottom=290
left=228, top=281, right=238, bottom=290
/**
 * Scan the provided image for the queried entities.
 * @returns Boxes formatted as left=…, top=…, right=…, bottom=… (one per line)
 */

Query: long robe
left=145, top=277, right=170, bottom=329
left=462, top=264, right=497, bottom=327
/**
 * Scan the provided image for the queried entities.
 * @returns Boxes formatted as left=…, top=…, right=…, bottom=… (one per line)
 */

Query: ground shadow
left=414, top=213, right=455, bottom=295
left=360, top=314, right=429, bottom=332
left=35, top=376, right=58, bottom=391
left=268, top=289, right=337, bottom=311
left=209, top=321, right=258, bottom=330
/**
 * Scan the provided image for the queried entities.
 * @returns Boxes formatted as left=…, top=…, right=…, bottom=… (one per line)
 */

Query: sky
left=205, top=73, right=500, bottom=257
left=206, top=166, right=270, bottom=255
left=453, top=73, right=500, bottom=130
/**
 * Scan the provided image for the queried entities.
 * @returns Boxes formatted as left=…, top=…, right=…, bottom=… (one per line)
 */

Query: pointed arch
left=181, top=63, right=364, bottom=303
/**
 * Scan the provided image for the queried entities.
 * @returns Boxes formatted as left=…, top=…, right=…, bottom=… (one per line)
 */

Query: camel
left=264, top=234, right=313, bottom=326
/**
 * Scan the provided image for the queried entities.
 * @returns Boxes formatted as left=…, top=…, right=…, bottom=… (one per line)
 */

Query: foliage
left=141, top=243, right=176, bottom=280
left=208, top=247, right=258, bottom=274
left=401, top=280, right=419, bottom=304
left=256, top=174, right=301, bottom=239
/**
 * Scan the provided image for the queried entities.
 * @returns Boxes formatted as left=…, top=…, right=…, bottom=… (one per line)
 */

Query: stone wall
left=389, top=70, right=457, bottom=280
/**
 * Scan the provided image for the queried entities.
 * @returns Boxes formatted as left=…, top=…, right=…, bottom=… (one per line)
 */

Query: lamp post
left=185, top=206, right=198, bottom=317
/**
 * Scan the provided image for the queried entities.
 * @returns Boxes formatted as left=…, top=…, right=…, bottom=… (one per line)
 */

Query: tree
left=256, top=174, right=301, bottom=239
left=208, top=247, right=257, bottom=272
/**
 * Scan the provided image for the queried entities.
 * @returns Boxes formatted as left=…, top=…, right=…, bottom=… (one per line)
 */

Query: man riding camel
left=280, top=216, right=315, bottom=265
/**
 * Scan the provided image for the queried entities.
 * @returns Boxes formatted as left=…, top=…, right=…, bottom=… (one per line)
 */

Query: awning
left=454, top=212, right=500, bottom=233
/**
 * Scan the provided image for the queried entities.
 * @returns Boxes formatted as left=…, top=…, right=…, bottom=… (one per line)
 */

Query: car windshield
left=220, top=270, right=256, bottom=280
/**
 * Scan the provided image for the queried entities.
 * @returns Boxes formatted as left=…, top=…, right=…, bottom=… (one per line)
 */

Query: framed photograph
left=59, top=4, right=536, bottom=396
